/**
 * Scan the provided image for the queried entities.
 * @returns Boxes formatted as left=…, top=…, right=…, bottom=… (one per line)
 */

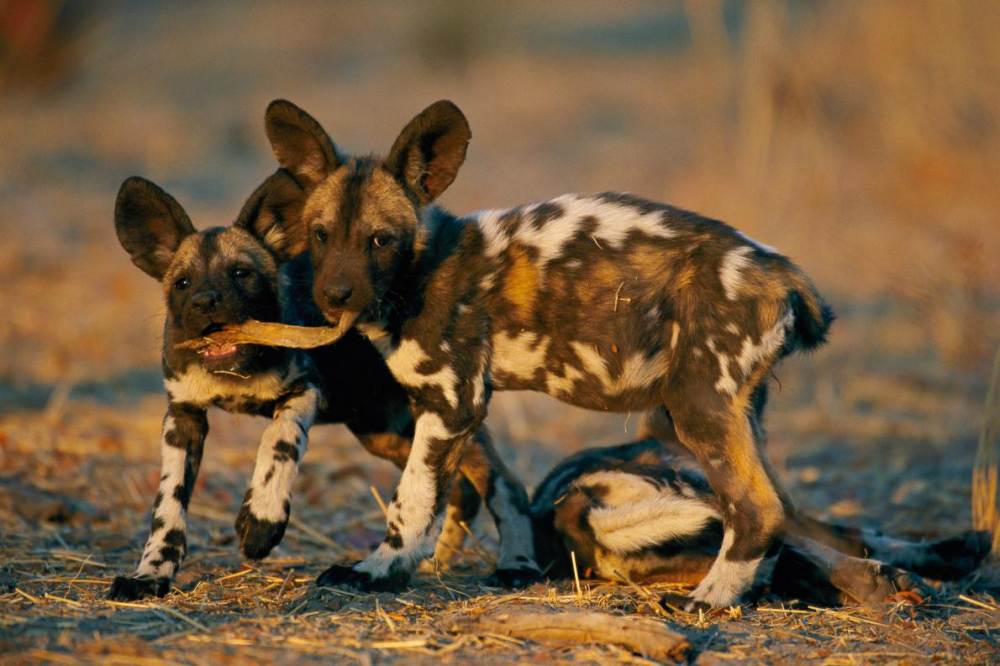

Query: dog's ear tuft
left=384, top=100, right=470, bottom=205
left=264, top=99, right=342, bottom=191
left=115, top=177, right=196, bottom=280
left=234, top=169, right=308, bottom=261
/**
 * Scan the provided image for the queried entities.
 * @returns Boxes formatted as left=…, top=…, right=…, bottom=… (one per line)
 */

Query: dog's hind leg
left=108, top=403, right=207, bottom=600
left=781, top=533, right=928, bottom=606
left=430, top=475, right=481, bottom=568
left=663, top=377, right=786, bottom=607
left=466, top=427, right=541, bottom=588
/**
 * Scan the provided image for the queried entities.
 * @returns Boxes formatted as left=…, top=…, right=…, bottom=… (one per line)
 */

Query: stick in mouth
left=175, top=315, right=356, bottom=353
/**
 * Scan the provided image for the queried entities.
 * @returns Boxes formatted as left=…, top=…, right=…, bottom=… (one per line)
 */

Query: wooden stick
left=973, top=348, right=1000, bottom=558
left=442, top=603, right=689, bottom=662
left=175, top=319, right=352, bottom=353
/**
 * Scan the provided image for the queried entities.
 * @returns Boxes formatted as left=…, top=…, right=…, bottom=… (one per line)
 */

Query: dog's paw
left=660, top=592, right=713, bottom=614
left=485, top=566, right=543, bottom=589
left=107, top=575, right=170, bottom=600
left=235, top=504, right=288, bottom=560
left=848, top=563, right=929, bottom=607
left=917, top=530, right=992, bottom=580
left=315, top=562, right=410, bottom=593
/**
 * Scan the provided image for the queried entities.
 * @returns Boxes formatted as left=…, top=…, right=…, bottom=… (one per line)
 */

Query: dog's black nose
left=191, top=290, right=220, bottom=313
left=324, top=284, right=353, bottom=307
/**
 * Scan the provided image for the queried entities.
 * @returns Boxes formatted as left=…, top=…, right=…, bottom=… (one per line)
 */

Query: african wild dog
left=107, top=175, right=539, bottom=600
left=260, top=98, right=835, bottom=607
left=531, top=438, right=989, bottom=607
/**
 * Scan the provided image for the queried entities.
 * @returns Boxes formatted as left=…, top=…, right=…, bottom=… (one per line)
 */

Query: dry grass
left=2, top=385, right=998, bottom=664
left=2, top=1, right=1000, bottom=662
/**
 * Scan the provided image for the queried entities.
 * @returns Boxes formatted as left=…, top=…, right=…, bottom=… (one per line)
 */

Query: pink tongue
left=202, top=344, right=238, bottom=359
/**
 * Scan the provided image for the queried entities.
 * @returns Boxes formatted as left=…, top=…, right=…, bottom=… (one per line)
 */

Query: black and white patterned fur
left=259, top=99, right=836, bottom=605
left=107, top=176, right=538, bottom=600
left=532, top=439, right=990, bottom=607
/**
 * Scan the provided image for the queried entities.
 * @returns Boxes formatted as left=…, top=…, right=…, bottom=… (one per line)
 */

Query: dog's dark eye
left=232, top=267, right=252, bottom=279
left=174, top=277, right=191, bottom=291
left=371, top=233, right=395, bottom=249
left=313, top=227, right=328, bottom=244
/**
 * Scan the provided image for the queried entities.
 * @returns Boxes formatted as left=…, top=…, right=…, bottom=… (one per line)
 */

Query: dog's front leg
left=235, top=385, right=320, bottom=559
left=318, top=410, right=470, bottom=592
left=108, top=403, right=207, bottom=600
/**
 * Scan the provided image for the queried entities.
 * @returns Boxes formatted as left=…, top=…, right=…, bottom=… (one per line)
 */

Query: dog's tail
left=784, top=266, right=834, bottom=352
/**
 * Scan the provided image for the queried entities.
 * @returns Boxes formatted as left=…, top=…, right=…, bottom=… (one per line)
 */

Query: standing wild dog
left=108, top=174, right=538, bottom=600
left=261, top=98, right=834, bottom=607
left=531, top=439, right=989, bottom=607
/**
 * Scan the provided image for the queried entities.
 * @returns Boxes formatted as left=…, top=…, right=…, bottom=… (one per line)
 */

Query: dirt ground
left=1, top=2, right=999, bottom=663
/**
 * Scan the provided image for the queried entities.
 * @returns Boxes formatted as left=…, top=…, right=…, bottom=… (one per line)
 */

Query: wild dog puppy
left=261, top=99, right=834, bottom=606
left=531, top=439, right=989, bottom=607
left=107, top=175, right=538, bottom=600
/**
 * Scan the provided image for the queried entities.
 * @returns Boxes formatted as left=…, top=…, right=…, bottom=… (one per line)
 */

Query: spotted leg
left=108, top=403, right=207, bottom=600
left=317, top=411, right=470, bottom=592
left=235, top=385, right=320, bottom=559
left=356, top=426, right=539, bottom=586
left=664, top=382, right=786, bottom=608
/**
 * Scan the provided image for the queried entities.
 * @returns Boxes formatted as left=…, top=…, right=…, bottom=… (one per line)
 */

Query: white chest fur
left=164, top=363, right=295, bottom=407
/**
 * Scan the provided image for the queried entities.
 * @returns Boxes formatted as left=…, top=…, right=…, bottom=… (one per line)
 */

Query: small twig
left=374, top=598, right=397, bottom=634
left=287, top=515, right=347, bottom=553
left=369, top=639, right=427, bottom=650
left=806, top=606, right=888, bottom=627
left=276, top=569, right=294, bottom=598
left=43, top=592, right=82, bottom=608
left=370, top=485, right=389, bottom=517
left=958, top=594, right=999, bottom=612
left=215, top=567, right=255, bottom=583
left=613, top=281, right=628, bottom=312
left=211, top=369, right=251, bottom=380
left=457, top=521, right=495, bottom=565
left=155, top=604, right=210, bottom=633
left=571, top=551, right=583, bottom=600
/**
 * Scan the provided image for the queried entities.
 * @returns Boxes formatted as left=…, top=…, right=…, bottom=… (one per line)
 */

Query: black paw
left=659, top=592, right=712, bottom=614
left=315, top=562, right=411, bottom=593
left=107, top=575, right=170, bottom=600
left=485, top=566, right=544, bottom=589
left=919, top=530, right=992, bottom=580
left=235, top=504, right=287, bottom=560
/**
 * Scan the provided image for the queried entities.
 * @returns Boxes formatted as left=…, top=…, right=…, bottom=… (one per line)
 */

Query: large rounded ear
left=384, top=100, right=470, bottom=205
left=115, top=177, right=196, bottom=280
left=234, top=169, right=308, bottom=261
left=264, top=99, right=342, bottom=190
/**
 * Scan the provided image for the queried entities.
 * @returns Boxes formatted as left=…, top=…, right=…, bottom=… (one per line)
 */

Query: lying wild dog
left=259, top=98, right=835, bottom=606
left=107, top=175, right=538, bottom=600
left=531, top=438, right=989, bottom=607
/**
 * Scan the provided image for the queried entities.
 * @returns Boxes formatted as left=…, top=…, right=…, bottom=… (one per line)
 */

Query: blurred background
left=1, top=0, right=999, bottom=544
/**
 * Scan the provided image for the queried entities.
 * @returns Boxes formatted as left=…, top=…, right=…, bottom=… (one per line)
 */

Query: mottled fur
left=107, top=175, right=537, bottom=600
left=531, top=439, right=989, bottom=607
left=262, top=99, right=833, bottom=605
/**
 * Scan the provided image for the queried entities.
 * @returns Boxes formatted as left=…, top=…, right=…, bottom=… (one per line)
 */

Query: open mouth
left=197, top=323, right=240, bottom=360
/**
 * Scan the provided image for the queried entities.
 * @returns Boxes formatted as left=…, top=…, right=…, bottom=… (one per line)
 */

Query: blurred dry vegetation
left=1, top=1, right=999, bottom=663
